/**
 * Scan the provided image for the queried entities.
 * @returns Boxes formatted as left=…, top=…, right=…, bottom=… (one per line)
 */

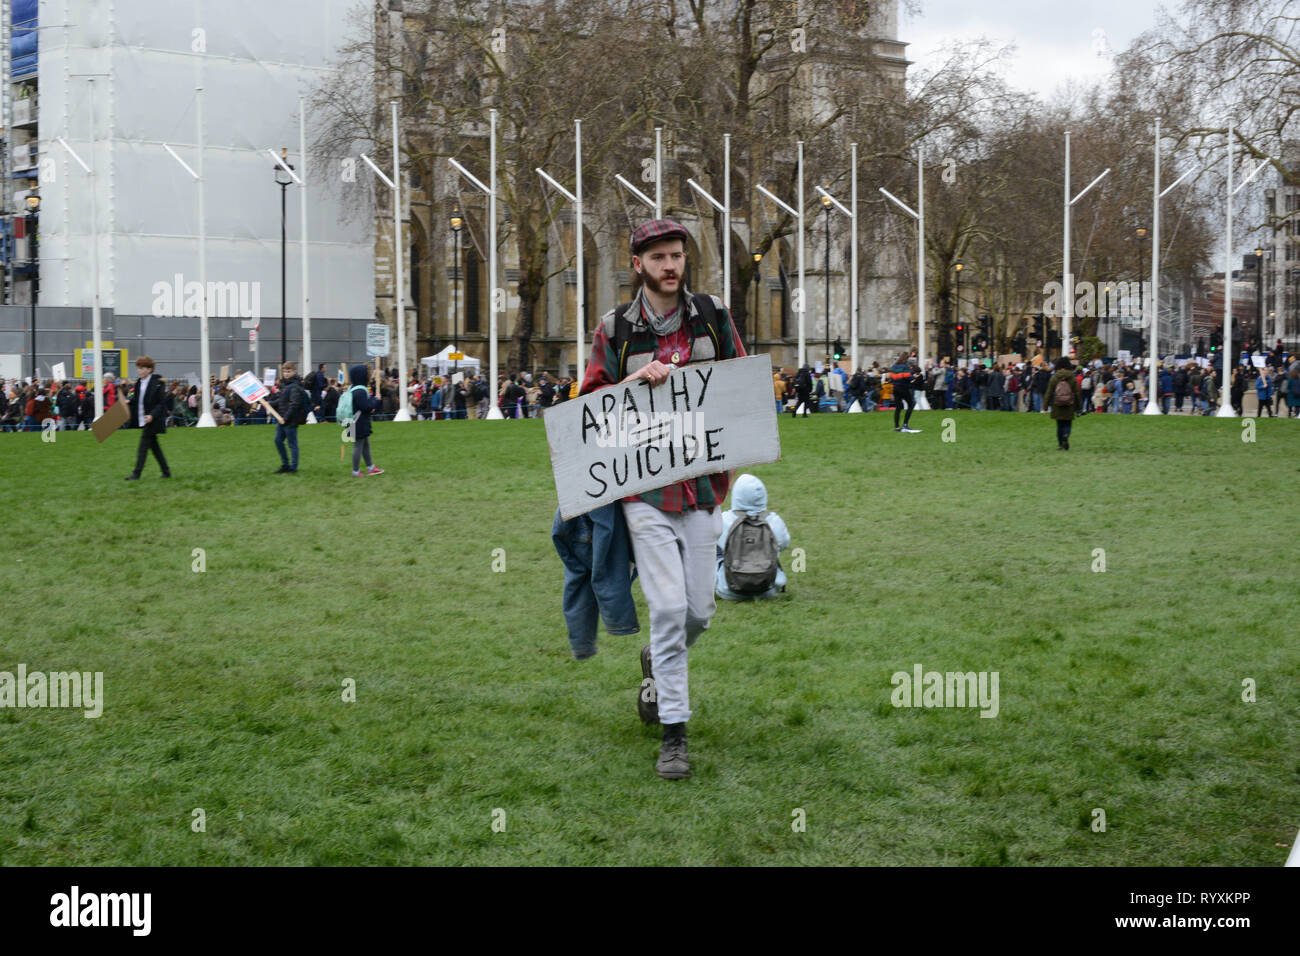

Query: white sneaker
left=901, top=426, right=922, bottom=433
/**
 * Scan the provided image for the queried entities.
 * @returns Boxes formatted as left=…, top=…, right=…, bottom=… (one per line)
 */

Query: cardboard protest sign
left=228, top=371, right=283, bottom=422
left=230, top=371, right=268, bottom=404
left=219, top=365, right=231, bottom=381
left=366, top=324, right=390, bottom=357
left=544, top=355, right=781, bottom=520
left=91, top=399, right=130, bottom=443
left=52, top=362, right=66, bottom=381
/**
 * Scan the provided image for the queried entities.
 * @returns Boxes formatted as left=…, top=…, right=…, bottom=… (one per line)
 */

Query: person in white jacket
left=715, top=473, right=791, bottom=601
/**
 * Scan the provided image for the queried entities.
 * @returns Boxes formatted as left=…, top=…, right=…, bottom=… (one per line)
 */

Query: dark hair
left=1053, top=356, right=1074, bottom=371
left=896, top=351, right=911, bottom=365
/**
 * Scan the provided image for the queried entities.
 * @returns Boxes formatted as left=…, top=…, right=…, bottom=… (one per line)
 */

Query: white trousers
left=622, top=500, right=722, bottom=725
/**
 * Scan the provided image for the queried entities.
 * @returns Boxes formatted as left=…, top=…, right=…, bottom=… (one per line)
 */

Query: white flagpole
left=1217, top=124, right=1236, bottom=417
left=918, top=143, right=926, bottom=368
left=575, top=119, right=584, bottom=387
left=723, top=133, right=731, bottom=311
left=655, top=127, right=663, bottom=219
left=196, top=87, right=214, bottom=426
left=392, top=100, right=411, bottom=420
left=851, top=141, right=858, bottom=374
left=300, top=96, right=311, bottom=393
left=797, top=140, right=805, bottom=369
left=488, top=108, right=501, bottom=417
left=1063, top=131, right=1072, bottom=357
left=1145, top=119, right=1162, bottom=414
left=89, top=80, right=103, bottom=421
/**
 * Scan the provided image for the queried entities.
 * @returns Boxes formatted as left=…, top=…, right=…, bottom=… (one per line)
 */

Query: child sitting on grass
left=715, top=473, right=791, bottom=601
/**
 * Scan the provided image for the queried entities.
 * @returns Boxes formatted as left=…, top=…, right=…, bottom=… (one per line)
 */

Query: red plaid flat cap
left=630, top=219, right=690, bottom=255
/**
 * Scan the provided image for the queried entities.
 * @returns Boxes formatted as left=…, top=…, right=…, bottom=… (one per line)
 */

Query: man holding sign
left=578, top=219, right=748, bottom=780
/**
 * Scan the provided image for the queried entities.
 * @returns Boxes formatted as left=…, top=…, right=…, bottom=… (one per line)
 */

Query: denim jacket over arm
left=552, top=503, right=639, bottom=659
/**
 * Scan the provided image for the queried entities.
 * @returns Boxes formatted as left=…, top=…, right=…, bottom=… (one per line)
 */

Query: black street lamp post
left=751, top=250, right=762, bottom=356
left=1293, top=268, right=1300, bottom=345
left=273, top=148, right=294, bottom=365
left=954, top=260, right=964, bottom=359
left=25, top=195, right=39, bottom=378
left=1253, top=247, right=1264, bottom=353
left=1135, top=227, right=1147, bottom=322
left=451, top=210, right=463, bottom=373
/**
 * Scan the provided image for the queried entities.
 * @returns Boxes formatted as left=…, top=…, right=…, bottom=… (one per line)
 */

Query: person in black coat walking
left=57, top=384, right=78, bottom=429
left=273, top=362, right=310, bottom=473
left=1045, top=356, right=1081, bottom=450
left=1172, top=365, right=1189, bottom=412
left=124, top=357, right=171, bottom=479
left=76, top=386, right=94, bottom=429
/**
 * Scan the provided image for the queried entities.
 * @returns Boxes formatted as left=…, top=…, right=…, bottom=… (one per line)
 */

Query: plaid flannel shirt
left=580, top=286, right=747, bottom=513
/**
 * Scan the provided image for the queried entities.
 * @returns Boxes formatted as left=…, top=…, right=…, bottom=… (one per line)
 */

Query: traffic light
left=979, top=315, right=992, bottom=350
left=1033, top=314, right=1044, bottom=342
left=833, top=338, right=844, bottom=361
left=973, top=333, right=988, bottom=352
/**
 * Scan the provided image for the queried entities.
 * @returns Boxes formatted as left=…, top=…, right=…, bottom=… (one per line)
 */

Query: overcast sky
left=901, top=0, right=1171, bottom=97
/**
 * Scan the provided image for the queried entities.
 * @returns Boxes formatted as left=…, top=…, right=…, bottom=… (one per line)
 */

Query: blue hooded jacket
left=715, top=473, right=791, bottom=601
left=348, top=364, right=382, bottom=439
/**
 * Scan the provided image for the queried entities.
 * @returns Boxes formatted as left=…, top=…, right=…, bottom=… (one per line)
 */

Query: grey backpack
left=723, top=512, right=779, bottom=595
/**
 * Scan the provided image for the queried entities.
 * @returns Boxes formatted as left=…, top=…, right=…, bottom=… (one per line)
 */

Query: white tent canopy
left=421, top=347, right=482, bottom=376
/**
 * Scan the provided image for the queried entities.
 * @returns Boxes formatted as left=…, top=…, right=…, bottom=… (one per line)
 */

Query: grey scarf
left=636, top=287, right=686, bottom=337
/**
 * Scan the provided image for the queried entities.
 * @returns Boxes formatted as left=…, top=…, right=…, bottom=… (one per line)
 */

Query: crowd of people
left=0, top=364, right=589, bottom=431
left=768, top=343, right=1300, bottom=419
left=4, top=342, right=1298, bottom=434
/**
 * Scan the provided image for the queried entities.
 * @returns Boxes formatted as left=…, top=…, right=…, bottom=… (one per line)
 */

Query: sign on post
left=544, top=356, right=781, bottom=520
left=76, top=342, right=126, bottom=380
left=366, top=324, right=391, bottom=358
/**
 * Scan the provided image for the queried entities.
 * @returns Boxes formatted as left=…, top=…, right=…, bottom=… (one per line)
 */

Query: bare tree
left=312, top=0, right=656, bottom=373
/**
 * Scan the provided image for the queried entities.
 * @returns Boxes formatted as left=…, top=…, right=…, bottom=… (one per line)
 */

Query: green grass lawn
left=1, top=408, right=1297, bottom=865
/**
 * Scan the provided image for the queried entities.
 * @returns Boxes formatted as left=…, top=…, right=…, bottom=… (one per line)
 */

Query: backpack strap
left=612, top=302, right=635, bottom=381
left=691, top=293, right=725, bottom=360
left=612, top=293, right=726, bottom=381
